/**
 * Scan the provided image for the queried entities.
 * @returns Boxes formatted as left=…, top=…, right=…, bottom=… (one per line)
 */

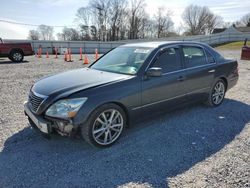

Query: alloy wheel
left=13, top=52, right=22, bottom=61
left=212, top=82, right=225, bottom=105
left=92, top=109, right=124, bottom=145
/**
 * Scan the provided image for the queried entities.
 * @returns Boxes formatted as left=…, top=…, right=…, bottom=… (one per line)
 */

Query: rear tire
left=9, top=50, right=24, bottom=63
left=81, top=103, right=126, bottom=148
left=205, top=79, right=226, bottom=107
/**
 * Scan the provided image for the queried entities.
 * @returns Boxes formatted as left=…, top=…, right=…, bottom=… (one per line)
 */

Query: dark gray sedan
left=24, top=41, right=239, bottom=147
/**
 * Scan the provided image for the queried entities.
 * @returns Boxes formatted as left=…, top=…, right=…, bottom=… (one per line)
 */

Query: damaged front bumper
left=24, top=101, right=76, bottom=136
left=24, top=101, right=51, bottom=134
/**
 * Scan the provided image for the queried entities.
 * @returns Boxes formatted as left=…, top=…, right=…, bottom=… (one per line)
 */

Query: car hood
left=32, top=68, right=132, bottom=96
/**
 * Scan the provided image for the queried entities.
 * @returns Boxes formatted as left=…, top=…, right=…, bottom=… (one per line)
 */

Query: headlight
left=45, top=98, right=87, bottom=119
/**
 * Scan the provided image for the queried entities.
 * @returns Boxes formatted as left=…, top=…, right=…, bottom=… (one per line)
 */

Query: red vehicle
left=0, top=38, right=34, bottom=62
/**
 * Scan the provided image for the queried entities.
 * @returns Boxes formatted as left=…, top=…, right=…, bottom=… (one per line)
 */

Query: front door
left=140, top=46, right=188, bottom=114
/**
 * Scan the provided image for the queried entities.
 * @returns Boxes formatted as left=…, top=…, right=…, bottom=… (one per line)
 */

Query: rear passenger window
left=152, top=47, right=182, bottom=73
left=205, top=50, right=216, bottom=63
left=182, top=46, right=207, bottom=68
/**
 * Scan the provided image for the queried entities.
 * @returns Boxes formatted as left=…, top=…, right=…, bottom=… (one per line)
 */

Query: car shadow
left=0, top=99, right=249, bottom=187
left=0, top=60, right=29, bottom=64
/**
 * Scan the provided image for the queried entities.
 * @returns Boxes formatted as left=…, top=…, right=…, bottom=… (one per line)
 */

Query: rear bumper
left=24, top=101, right=51, bottom=134
left=228, top=77, right=238, bottom=90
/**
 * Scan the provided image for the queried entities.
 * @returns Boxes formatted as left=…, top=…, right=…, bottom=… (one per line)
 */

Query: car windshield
left=91, top=47, right=153, bottom=75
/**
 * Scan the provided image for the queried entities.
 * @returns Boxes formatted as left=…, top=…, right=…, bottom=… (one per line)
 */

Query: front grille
left=28, top=91, right=46, bottom=112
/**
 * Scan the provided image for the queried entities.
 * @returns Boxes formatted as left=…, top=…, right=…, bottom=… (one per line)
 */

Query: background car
left=0, top=38, right=34, bottom=62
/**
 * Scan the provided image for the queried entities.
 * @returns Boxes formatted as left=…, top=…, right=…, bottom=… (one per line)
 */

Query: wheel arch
left=79, top=101, right=130, bottom=147
left=77, top=101, right=130, bottom=129
left=9, top=48, right=24, bottom=56
left=110, top=101, right=130, bottom=127
left=219, top=77, right=228, bottom=91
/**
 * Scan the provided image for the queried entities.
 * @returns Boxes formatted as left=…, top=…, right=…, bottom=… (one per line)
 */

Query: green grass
left=216, top=41, right=246, bottom=50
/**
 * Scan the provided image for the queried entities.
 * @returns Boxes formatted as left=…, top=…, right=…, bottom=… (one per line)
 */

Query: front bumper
left=24, top=101, right=51, bottom=134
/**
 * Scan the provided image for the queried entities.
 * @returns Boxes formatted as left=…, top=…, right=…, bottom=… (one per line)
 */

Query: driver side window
left=152, top=47, right=182, bottom=73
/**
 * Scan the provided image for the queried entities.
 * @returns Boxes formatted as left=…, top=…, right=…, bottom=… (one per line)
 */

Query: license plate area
left=25, top=102, right=50, bottom=134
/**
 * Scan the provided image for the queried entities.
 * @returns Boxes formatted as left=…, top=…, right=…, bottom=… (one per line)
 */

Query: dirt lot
left=0, top=50, right=249, bottom=188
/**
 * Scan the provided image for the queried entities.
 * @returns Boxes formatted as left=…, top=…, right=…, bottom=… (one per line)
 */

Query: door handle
left=177, top=76, right=185, bottom=81
left=208, top=69, right=215, bottom=73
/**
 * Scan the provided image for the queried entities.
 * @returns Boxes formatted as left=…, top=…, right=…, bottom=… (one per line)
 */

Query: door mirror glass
left=146, top=67, right=162, bottom=77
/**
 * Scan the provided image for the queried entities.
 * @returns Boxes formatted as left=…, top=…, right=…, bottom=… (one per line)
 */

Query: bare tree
left=75, top=0, right=155, bottom=41
left=138, top=15, right=150, bottom=38
left=76, top=7, right=92, bottom=39
left=143, top=19, right=155, bottom=38
left=90, top=0, right=111, bottom=41
left=90, top=25, right=98, bottom=40
left=206, top=15, right=223, bottom=34
left=73, top=0, right=186, bottom=41
left=182, top=5, right=221, bottom=35
left=154, top=7, right=174, bottom=38
left=37, top=25, right=54, bottom=40
left=56, top=33, right=65, bottom=41
left=108, top=0, right=128, bottom=41
left=28, top=30, right=39, bottom=40
left=59, top=27, right=81, bottom=41
left=241, top=13, right=250, bottom=26
left=69, top=28, right=81, bottom=41
left=128, top=0, right=146, bottom=39
left=79, top=25, right=91, bottom=40
left=76, top=7, right=92, bottom=26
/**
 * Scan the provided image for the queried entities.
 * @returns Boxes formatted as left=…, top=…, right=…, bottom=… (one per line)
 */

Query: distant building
left=236, top=27, right=250, bottom=33
left=212, top=26, right=250, bottom=34
left=212, top=28, right=227, bottom=34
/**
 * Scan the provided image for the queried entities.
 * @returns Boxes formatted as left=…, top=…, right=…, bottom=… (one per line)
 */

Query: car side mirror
left=146, top=67, right=162, bottom=77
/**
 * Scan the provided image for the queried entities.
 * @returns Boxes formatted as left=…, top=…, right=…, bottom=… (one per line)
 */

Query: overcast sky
left=0, top=0, right=250, bottom=39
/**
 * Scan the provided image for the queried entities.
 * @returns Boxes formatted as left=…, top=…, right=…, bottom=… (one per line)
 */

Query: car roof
left=121, top=41, right=207, bottom=49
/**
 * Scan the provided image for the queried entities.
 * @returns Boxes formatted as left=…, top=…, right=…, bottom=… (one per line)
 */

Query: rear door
left=181, top=45, right=216, bottom=101
left=140, top=46, right=188, bottom=113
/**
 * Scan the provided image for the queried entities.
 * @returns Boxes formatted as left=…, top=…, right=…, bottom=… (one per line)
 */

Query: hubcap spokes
left=212, top=82, right=225, bottom=105
left=92, top=109, right=123, bottom=145
left=13, top=53, right=22, bottom=61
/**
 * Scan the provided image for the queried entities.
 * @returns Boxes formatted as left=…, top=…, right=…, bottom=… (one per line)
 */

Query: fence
left=4, top=26, right=250, bottom=54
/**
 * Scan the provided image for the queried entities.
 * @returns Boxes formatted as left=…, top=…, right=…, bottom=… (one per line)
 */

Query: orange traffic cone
left=38, top=48, right=42, bottom=58
left=64, top=51, right=67, bottom=61
left=46, top=51, right=49, bottom=58
left=84, top=54, right=89, bottom=65
left=95, top=48, right=99, bottom=60
left=67, top=48, right=73, bottom=62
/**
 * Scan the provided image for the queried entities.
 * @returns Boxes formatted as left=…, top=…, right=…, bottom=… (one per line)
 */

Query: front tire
left=205, top=79, right=226, bottom=107
left=9, top=50, right=24, bottom=63
left=81, top=103, right=126, bottom=148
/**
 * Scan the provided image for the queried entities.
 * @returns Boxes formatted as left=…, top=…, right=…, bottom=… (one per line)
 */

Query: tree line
left=28, top=0, right=250, bottom=41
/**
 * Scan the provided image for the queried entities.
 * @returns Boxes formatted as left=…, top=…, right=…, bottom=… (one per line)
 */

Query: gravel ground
left=0, top=50, right=249, bottom=188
